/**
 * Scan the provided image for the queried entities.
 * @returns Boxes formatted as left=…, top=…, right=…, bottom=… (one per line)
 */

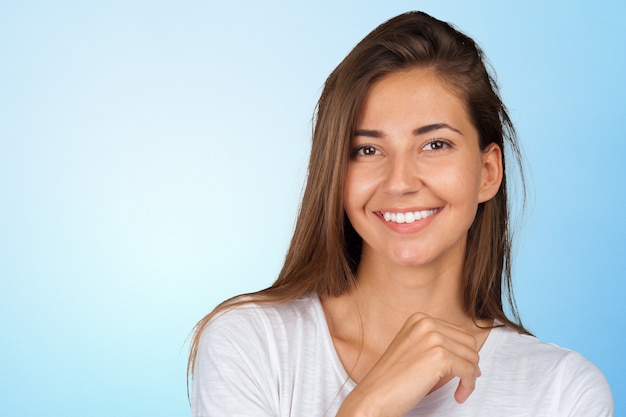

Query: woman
left=189, top=11, right=613, bottom=416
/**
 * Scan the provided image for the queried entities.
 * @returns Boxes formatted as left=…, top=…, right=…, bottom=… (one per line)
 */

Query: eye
left=422, top=140, right=451, bottom=151
left=351, top=144, right=382, bottom=158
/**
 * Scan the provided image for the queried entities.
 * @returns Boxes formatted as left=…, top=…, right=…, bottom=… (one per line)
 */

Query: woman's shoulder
left=192, top=294, right=352, bottom=415
left=210, top=292, right=320, bottom=320
left=488, top=325, right=604, bottom=375
left=482, top=325, right=614, bottom=415
left=200, top=293, right=323, bottom=343
left=490, top=325, right=595, bottom=363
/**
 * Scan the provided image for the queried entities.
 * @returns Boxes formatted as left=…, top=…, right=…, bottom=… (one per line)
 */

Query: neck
left=359, top=261, right=466, bottom=325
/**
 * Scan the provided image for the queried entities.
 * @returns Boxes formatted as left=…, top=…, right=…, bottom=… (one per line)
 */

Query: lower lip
left=376, top=209, right=442, bottom=234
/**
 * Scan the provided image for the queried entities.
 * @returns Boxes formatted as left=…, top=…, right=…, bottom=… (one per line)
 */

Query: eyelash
left=422, top=139, right=452, bottom=151
left=350, top=144, right=381, bottom=158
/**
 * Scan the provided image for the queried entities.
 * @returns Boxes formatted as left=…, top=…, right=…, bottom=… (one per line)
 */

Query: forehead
left=357, top=68, right=472, bottom=130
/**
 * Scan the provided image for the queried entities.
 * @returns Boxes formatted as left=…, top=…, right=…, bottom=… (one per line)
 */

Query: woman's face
left=344, top=68, right=502, bottom=271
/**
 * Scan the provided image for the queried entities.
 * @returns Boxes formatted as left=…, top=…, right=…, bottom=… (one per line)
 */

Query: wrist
left=336, top=389, right=382, bottom=417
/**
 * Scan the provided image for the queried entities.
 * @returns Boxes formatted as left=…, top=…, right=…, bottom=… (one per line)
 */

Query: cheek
left=343, top=167, right=376, bottom=211
left=343, top=169, right=358, bottom=216
left=432, top=161, right=483, bottom=204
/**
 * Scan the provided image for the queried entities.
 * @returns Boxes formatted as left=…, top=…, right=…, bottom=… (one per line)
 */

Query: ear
left=478, top=143, right=503, bottom=203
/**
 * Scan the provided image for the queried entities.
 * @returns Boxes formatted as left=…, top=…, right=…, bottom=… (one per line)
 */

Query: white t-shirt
left=191, top=295, right=613, bottom=416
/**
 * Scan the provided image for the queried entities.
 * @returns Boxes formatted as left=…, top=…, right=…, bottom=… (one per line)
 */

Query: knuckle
left=465, top=333, right=478, bottom=350
left=406, top=312, right=427, bottom=325
left=424, top=330, right=445, bottom=347
left=429, top=344, right=448, bottom=361
left=413, top=315, right=436, bottom=333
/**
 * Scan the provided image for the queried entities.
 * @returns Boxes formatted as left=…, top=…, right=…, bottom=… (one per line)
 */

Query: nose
left=382, top=152, right=423, bottom=196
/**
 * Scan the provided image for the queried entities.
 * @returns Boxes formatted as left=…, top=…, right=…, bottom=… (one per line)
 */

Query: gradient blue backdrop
left=1, top=1, right=624, bottom=415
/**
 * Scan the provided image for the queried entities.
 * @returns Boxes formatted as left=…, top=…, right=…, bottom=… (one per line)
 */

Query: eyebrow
left=415, top=123, right=463, bottom=135
left=354, top=123, right=463, bottom=138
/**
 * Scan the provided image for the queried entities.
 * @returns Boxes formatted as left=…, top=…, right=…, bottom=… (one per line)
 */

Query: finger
left=404, top=314, right=479, bottom=351
left=419, top=329, right=480, bottom=370
left=454, top=364, right=481, bottom=403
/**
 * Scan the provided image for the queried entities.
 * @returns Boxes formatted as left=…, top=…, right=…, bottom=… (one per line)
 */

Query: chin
left=388, top=250, right=433, bottom=268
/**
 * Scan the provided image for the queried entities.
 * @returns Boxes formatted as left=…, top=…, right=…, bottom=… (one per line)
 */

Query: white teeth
left=382, top=209, right=438, bottom=224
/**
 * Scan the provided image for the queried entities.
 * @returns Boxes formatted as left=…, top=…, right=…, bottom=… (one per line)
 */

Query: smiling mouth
left=380, top=208, right=441, bottom=224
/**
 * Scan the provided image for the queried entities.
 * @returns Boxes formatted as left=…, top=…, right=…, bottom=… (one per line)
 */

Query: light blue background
left=1, top=1, right=624, bottom=415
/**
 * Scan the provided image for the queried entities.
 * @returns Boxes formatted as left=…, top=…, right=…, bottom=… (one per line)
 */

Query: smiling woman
left=188, top=11, right=613, bottom=416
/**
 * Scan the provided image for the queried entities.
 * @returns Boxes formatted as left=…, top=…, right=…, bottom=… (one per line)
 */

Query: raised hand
left=336, top=313, right=481, bottom=417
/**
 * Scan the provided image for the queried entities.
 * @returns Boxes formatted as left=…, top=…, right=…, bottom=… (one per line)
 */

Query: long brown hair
left=188, top=10, right=529, bottom=381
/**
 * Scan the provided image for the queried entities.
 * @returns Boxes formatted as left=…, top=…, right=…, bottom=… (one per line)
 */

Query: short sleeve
left=191, top=310, right=277, bottom=417
left=557, top=351, right=614, bottom=417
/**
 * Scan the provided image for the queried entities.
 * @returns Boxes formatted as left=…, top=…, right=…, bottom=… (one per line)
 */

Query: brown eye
left=422, top=140, right=451, bottom=151
left=351, top=145, right=381, bottom=158
left=362, top=146, right=377, bottom=155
